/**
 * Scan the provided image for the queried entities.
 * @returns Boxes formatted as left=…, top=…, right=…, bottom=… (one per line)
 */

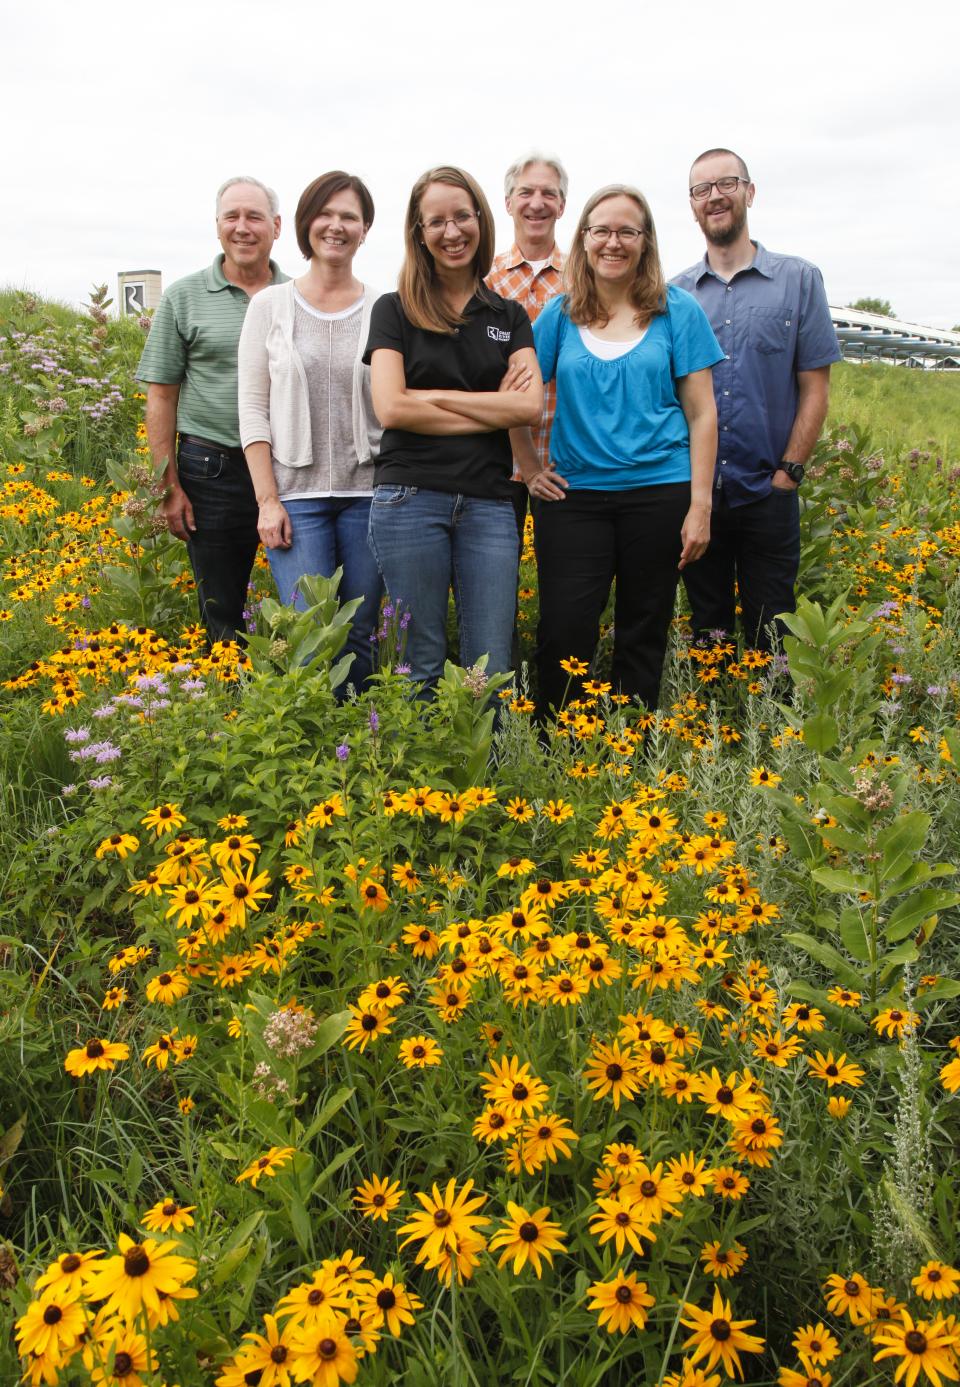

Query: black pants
left=682, top=484, right=800, bottom=651
left=534, top=483, right=689, bottom=715
left=177, top=436, right=260, bottom=645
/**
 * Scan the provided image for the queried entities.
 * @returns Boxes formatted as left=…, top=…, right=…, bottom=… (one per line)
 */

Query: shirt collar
left=204, top=254, right=285, bottom=291
left=695, top=240, right=773, bottom=285
left=504, top=242, right=565, bottom=273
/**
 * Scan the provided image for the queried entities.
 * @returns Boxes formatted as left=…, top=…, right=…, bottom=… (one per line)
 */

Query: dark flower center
left=905, top=1331, right=928, bottom=1354
left=710, top=1318, right=731, bottom=1341
left=308, top=1289, right=324, bottom=1305
left=489, top=1113, right=505, bottom=1129
left=318, top=1339, right=337, bottom=1360
left=559, top=978, right=573, bottom=993
left=639, top=1180, right=657, bottom=1197
left=344, top=1317, right=361, bottom=1334
left=159, top=973, right=172, bottom=986
left=412, top=1046, right=425, bottom=1059
left=271, top=1345, right=288, bottom=1363
left=377, top=1288, right=396, bottom=1309
left=681, top=1172, right=695, bottom=1186
left=86, top=1040, right=105, bottom=1058
left=233, top=884, right=249, bottom=899
left=512, top=1083, right=529, bottom=1100
left=361, top=1015, right=378, bottom=1031
left=434, top=1209, right=452, bottom=1227
left=364, top=886, right=379, bottom=899
left=751, top=1118, right=766, bottom=1134
left=615, top=1284, right=633, bottom=1303
left=162, top=1202, right=178, bottom=1215
left=43, top=1304, right=63, bottom=1324
left=717, top=1087, right=734, bottom=1104
left=928, top=1269, right=942, bottom=1281
left=614, top=1212, right=630, bottom=1226
left=123, top=1246, right=150, bottom=1277
left=826, top=1065, right=839, bottom=1078
left=519, top=1222, right=539, bottom=1242
left=606, top=1064, right=623, bottom=1081
left=61, top=1254, right=82, bottom=1273
left=372, top=1194, right=385, bottom=1206
left=797, top=1007, right=810, bottom=1020
left=114, top=1354, right=134, bottom=1376
left=844, top=1279, right=861, bottom=1296
left=650, top=1047, right=667, bottom=1065
left=537, top=1126, right=552, bottom=1139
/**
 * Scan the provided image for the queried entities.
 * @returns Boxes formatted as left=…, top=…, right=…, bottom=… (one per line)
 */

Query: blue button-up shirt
left=671, top=242, right=841, bottom=507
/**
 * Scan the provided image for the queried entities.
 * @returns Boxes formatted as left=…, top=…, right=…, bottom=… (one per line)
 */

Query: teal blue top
left=533, top=286, right=724, bottom=490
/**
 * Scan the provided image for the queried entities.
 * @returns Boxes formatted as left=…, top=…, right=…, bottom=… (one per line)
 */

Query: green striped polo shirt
left=136, top=255, right=289, bottom=448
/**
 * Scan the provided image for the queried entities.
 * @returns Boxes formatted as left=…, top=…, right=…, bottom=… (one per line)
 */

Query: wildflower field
left=1, top=288, right=959, bottom=1387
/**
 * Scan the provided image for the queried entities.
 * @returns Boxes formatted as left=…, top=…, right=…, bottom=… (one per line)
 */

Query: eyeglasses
left=689, top=176, right=749, bottom=200
left=419, top=210, right=480, bottom=234
left=584, top=225, right=644, bottom=243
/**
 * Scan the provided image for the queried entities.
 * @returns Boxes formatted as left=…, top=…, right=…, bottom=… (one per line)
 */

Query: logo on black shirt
left=487, top=326, right=511, bottom=342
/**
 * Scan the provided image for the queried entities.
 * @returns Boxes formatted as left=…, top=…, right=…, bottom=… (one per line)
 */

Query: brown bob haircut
left=294, top=172, right=375, bottom=260
left=564, top=184, right=666, bottom=330
left=398, top=166, right=496, bottom=335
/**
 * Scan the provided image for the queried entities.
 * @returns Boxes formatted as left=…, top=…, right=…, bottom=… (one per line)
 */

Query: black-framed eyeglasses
left=584, top=225, right=644, bottom=244
left=689, top=176, right=749, bottom=200
left=419, top=210, right=480, bottom=234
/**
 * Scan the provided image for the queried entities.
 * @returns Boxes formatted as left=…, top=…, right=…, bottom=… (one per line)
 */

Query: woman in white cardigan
left=238, top=171, right=383, bottom=691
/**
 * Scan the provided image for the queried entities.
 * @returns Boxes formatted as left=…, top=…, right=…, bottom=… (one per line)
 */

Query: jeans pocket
left=372, top=484, right=416, bottom=506
left=178, top=441, right=225, bottom=482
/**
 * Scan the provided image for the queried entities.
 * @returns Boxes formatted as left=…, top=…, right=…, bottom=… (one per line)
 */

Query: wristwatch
left=779, top=461, right=805, bottom=485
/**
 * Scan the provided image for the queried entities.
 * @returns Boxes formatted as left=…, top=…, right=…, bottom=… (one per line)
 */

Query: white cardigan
left=237, top=281, right=381, bottom=469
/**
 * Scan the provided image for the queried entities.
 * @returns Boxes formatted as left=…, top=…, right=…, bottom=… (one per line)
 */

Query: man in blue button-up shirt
left=671, top=148, right=841, bottom=651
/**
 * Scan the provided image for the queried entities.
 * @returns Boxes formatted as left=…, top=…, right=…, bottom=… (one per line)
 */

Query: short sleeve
left=796, top=264, right=842, bottom=371
left=136, top=291, right=187, bottom=384
left=505, top=298, right=534, bottom=354
left=532, top=295, right=564, bottom=383
left=667, top=287, right=725, bottom=379
left=362, top=293, right=406, bottom=365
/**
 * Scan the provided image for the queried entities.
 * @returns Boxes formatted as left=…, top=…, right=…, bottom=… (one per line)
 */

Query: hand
left=771, top=468, right=799, bottom=491
left=258, top=498, right=292, bottom=550
left=678, top=503, right=711, bottom=570
left=526, top=468, right=568, bottom=502
left=162, top=483, right=196, bottom=541
left=499, top=359, right=533, bottom=393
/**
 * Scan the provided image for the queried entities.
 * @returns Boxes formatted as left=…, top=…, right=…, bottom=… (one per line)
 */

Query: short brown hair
left=397, top=166, right=495, bottom=335
left=294, top=172, right=375, bottom=260
left=689, top=148, right=750, bottom=182
left=564, top=184, right=666, bottom=330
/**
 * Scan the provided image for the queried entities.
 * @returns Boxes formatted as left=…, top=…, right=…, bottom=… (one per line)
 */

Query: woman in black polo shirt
left=364, top=165, right=542, bottom=694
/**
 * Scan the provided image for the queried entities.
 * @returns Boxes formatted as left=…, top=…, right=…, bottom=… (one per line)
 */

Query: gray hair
left=216, top=176, right=280, bottom=218
left=503, top=151, right=569, bottom=201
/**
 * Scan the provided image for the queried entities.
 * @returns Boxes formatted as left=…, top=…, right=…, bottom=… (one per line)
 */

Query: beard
left=700, top=200, right=748, bottom=246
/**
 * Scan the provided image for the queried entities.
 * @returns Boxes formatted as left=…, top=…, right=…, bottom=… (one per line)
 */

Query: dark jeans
left=177, top=436, right=260, bottom=644
left=534, top=482, right=689, bottom=715
left=682, top=483, right=800, bottom=651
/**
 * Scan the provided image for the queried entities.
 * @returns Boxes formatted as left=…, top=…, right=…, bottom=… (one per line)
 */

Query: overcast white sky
left=6, top=0, right=959, bottom=328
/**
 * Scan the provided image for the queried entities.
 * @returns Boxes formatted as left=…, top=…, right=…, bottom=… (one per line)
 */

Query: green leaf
left=783, top=932, right=865, bottom=988
left=288, top=1191, right=313, bottom=1255
left=212, top=1241, right=251, bottom=1286
left=838, top=907, right=871, bottom=963
left=916, top=978, right=960, bottom=1009
left=876, top=811, right=930, bottom=883
left=299, top=1011, right=351, bottom=1065
left=219, top=1210, right=265, bottom=1260
left=302, top=1085, right=355, bottom=1145
left=310, top=1143, right=361, bottom=1195
left=802, top=712, right=839, bottom=753
left=811, top=866, right=869, bottom=895
left=885, top=889, right=960, bottom=942
left=879, top=939, right=919, bottom=980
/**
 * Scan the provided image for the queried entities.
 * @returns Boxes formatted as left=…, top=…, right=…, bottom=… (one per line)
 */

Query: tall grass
left=829, top=360, right=960, bottom=459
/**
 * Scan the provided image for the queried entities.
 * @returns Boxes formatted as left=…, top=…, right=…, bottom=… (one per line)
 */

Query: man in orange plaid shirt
left=485, top=151, right=568, bottom=535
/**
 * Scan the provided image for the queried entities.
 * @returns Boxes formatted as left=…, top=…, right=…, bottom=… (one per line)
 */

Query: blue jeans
left=368, top=485, right=519, bottom=693
left=266, top=495, right=383, bottom=690
left=177, top=436, right=260, bottom=645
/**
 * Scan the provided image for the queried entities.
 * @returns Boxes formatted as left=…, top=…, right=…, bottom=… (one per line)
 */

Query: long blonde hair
left=564, top=184, right=666, bottom=329
left=397, top=166, right=496, bottom=335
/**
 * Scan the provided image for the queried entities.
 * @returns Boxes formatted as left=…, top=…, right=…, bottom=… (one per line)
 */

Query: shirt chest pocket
left=749, top=306, right=796, bottom=354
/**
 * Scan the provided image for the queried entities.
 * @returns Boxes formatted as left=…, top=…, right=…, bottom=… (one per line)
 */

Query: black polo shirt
left=363, top=289, right=534, bottom=499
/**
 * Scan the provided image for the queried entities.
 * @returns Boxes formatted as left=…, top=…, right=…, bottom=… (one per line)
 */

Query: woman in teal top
left=515, top=183, right=724, bottom=714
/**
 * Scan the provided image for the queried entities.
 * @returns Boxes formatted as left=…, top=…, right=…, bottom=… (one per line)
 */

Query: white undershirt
left=526, top=258, right=551, bottom=275
left=578, top=325, right=648, bottom=360
left=293, top=287, right=364, bottom=321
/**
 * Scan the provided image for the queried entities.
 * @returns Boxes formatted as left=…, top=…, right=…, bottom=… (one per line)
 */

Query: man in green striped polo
left=137, top=177, right=289, bottom=642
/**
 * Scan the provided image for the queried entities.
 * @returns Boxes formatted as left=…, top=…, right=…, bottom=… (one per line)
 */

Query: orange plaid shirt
left=485, top=244, right=565, bottom=473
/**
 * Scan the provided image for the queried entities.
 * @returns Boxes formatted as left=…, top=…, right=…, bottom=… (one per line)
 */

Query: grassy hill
left=829, top=360, right=960, bottom=459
